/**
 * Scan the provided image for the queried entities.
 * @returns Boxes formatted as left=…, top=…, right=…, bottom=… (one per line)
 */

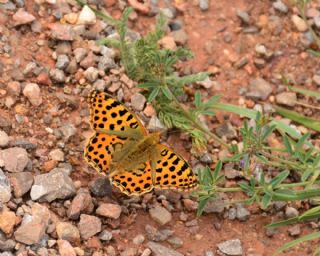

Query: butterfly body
left=84, top=90, right=198, bottom=196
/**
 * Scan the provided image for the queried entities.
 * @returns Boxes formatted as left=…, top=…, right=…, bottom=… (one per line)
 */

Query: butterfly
left=84, top=90, right=198, bottom=196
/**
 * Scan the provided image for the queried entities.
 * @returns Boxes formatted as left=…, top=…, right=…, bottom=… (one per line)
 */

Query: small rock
left=147, top=242, right=183, bottom=256
left=314, top=16, right=320, bottom=29
left=0, top=210, right=16, bottom=234
left=312, top=74, right=320, bottom=86
left=77, top=5, right=96, bottom=25
left=78, top=214, right=101, bottom=240
left=57, top=239, right=76, bottom=256
left=288, top=225, right=301, bottom=237
left=133, top=234, right=145, bottom=245
left=98, top=56, right=116, bottom=71
left=56, top=222, right=80, bottom=244
left=247, top=78, right=273, bottom=100
left=120, top=248, right=137, bottom=256
left=204, top=251, right=215, bottom=256
left=49, top=23, right=75, bottom=41
left=84, top=67, right=99, bottom=82
left=96, top=203, right=122, bottom=219
left=145, top=225, right=173, bottom=242
left=236, top=10, right=250, bottom=24
left=9, top=172, right=33, bottom=197
left=0, top=239, right=16, bottom=251
left=199, top=0, right=209, bottom=11
left=217, top=239, right=242, bottom=256
left=149, top=205, right=172, bottom=225
left=13, top=8, right=35, bottom=26
left=171, top=30, right=188, bottom=45
left=14, top=219, right=47, bottom=245
left=285, top=206, right=299, bottom=218
left=204, top=197, right=228, bottom=214
left=141, top=248, right=152, bottom=256
left=275, top=92, right=297, bottom=107
left=158, top=36, right=176, bottom=50
left=128, top=0, right=149, bottom=14
left=23, top=83, right=42, bottom=106
left=67, top=188, right=94, bottom=220
left=74, top=48, right=88, bottom=63
left=167, top=236, right=183, bottom=249
left=50, top=68, right=65, bottom=83
left=215, top=122, right=237, bottom=139
left=183, top=199, right=198, bottom=211
left=49, top=149, right=65, bottom=162
left=273, top=0, right=288, bottom=13
left=30, top=168, right=76, bottom=202
left=236, top=204, right=250, bottom=221
left=197, top=77, right=213, bottom=89
left=131, top=93, right=146, bottom=111
left=0, top=147, right=29, bottom=173
left=147, top=116, right=165, bottom=132
left=0, top=169, right=11, bottom=203
left=89, top=177, right=112, bottom=197
left=56, top=55, right=70, bottom=70
left=0, top=130, right=9, bottom=147
left=59, top=124, right=77, bottom=141
left=99, top=230, right=113, bottom=241
left=291, top=15, right=308, bottom=32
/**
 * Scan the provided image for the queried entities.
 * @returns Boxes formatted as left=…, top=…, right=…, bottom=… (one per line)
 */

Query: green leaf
left=262, top=125, right=277, bottom=141
left=261, top=193, right=272, bottom=209
left=296, top=133, right=311, bottom=151
left=197, top=196, right=211, bottom=216
left=272, top=232, right=320, bottom=256
left=288, top=85, right=320, bottom=99
left=161, top=86, right=173, bottom=100
left=270, top=171, right=290, bottom=188
left=194, top=91, right=201, bottom=108
left=301, top=169, right=314, bottom=182
left=283, top=135, right=293, bottom=154
left=213, top=161, right=222, bottom=181
left=148, top=87, right=160, bottom=102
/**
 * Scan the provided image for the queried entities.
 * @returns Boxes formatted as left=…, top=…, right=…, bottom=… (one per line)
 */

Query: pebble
left=215, top=122, right=237, bottom=139
left=77, top=5, right=96, bottom=25
left=246, top=78, right=273, bottom=100
left=0, top=147, right=29, bottom=173
left=56, top=55, right=70, bottom=70
left=273, top=0, right=288, bottom=13
left=312, top=74, right=320, bottom=86
left=199, top=0, right=209, bottom=11
left=133, top=234, right=145, bottom=245
left=171, top=30, right=188, bottom=45
left=236, top=204, right=250, bottom=221
left=204, top=251, right=215, bottom=256
left=217, top=239, right=243, bottom=256
left=141, top=248, right=152, bottom=256
left=0, top=239, right=16, bottom=251
left=9, top=172, right=33, bottom=197
left=120, top=248, right=137, bottom=256
left=145, top=224, right=173, bottom=242
left=147, top=242, right=183, bottom=256
left=14, top=218, right=47, bottom=245
left=203, top=197, right=227, bottom=214
left=50, top=68, right=65, bottom=83
left=98, top=56, right=116, bottom=71
left=89, top=177, right=112, bottom=197
left=96, top=203, right=122, bottom=219
left=22, top=83, right=42, bottom=106
left=147, top=116, right=165, bottom=132
left=49, top=23, right=76, bottom=41
left=314, top=16, right=320, bottom=29
left=183, top=199, right=198, bottom=211
left=197, top=77, right=213, bottom=89
left=131, top=93, right=146, bottom=111
left=84, top=67, right=99, bottom=82
left=59, top=124, right=77, bottom=141
left=67, top=188, right=94, bottom=220
left=0, top=210, right=16, bottom=234
left=57, top=239, right=76, bottom=256
left=78, top=214, right=102, bottom=240
left=49, top=149, right=65, bottom=162
left=13, top=8, right=35, bottom=26
left=285, top=206, right=299, bottom=218
left=288, top=225, right=301, bottom=237
left=30, top=168, right=76, bottom=202
left=236, top=10, right=250, bottom=24
left=0, top=130, right=9, bottom=147
left=99, top=230, right=113, bottom=241
left=167, top=236, right=183, bottom=249
left=56, top=222, right=80, bottom=244
left=291, top=15, right=308, bottom=32
left=149, top=205, right=172, bottom=225
left=275, top=92, right=297, bottom=107
left=0, top=169, right=11, bottom=203
left=74, top=48, right=88, bottom=63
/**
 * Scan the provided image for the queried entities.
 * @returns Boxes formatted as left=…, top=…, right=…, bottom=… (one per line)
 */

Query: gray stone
left=0, top=130, right=9, bottom=147
left=0, top=169, right=11, bottom=203
left=78, top=214, right=101, bottom=240
left=0, top=239, right=16, bottom=251
left=227, top=208, right=236, bottom=220
left=56, top=222, right=80, bottom=243
left=197, top=77, right=213, bottom=89
left=236, top=10, right=250, bottom=24
left=312, top=74, right=320, bottom=86
left=145, top=224, right=173, bottom=242
left=9, top=172, right=33, bottom=197
left=147, top=242, right=183, bottom=256
left=58, top=124, right=76, bottom=141
left=200, top=152, right=213, bottom=164
left=273, top=0, right=288, bottom=13
left=49, top=149, right=64, bottom=162
left=13, top=8, right=35, bottom=26
left=84, top=67, right=99, bottom=82
left=98, top=56, right=116, bottom=71
left=50, top=68, right=65, bottom=83
left=89, top=177, right=112, bottom=197
left=131, top=93, right=146, bottom=111
left=50, top=24, right=75, bottom=41
left=204, top=198, right=228, bottom=214
left=149, top=205, right=172, bottom=225
left=67, top=188, right=94, bottom=220
left=147, top=116, right=165, bottom=132
left=133, top=234, right=145, bottom=245
left=285, top=206, right=299, bottom=218
left=204, top=251, right=215, bottom=256
left=199, top=0, right=209, bottom=11
left=23, top=62, right=37, bottom=76
left=0, top=147, right=29, bottom=173
left=288, top=225, right=301, bottom=237
left=236, top=204, right=250, bottom=221
left=215, top=122, right=237, bottom=139
left=247, top=78, right=273, bottom=100
left=99, top=230, right=113, bottom=241
left=167, top=236, right=183, bottom=249
left=56, top=55, right=70, bottom=69
left=275, top=92, right=297, bottom=107
left=217, top=239, right=242, bottom=256
left=30, top=168, right=76, bottom=202
left=171, top=30, right=188, bottom=45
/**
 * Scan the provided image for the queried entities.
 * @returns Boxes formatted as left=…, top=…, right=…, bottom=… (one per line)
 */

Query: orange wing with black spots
left=87, top=90, right=147, bottom=135
left=110, top=144, right=198, bottom=196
